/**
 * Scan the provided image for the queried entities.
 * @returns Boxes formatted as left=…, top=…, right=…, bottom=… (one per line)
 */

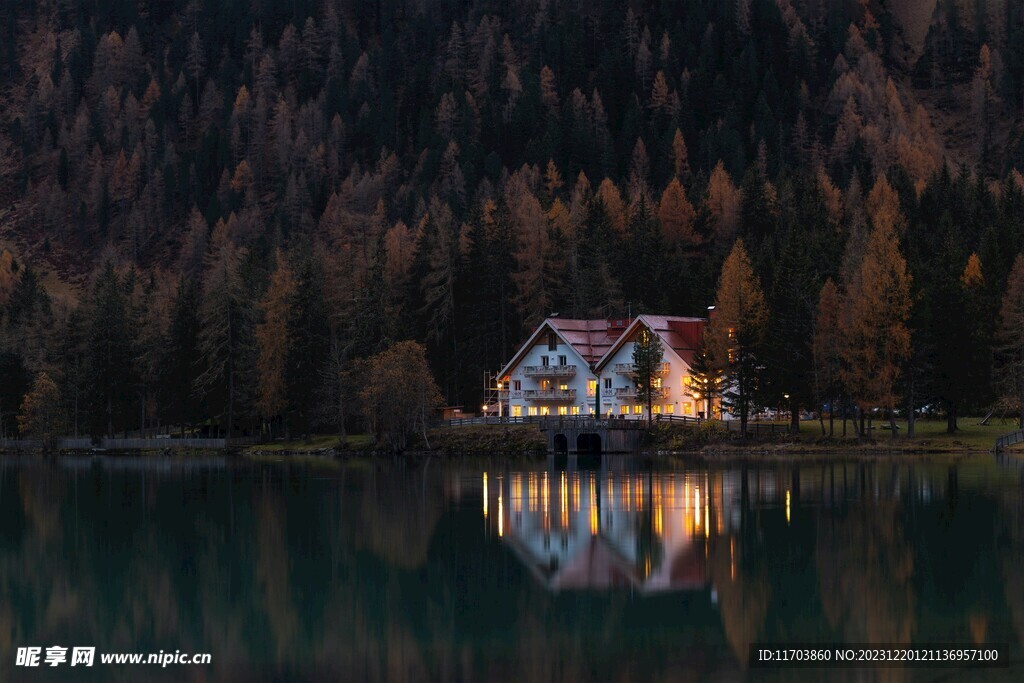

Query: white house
left=497, top=314, right=709, bottom=420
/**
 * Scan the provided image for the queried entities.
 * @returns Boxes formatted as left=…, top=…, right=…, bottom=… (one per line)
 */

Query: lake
left=0, top=453, right=1021, bottom=681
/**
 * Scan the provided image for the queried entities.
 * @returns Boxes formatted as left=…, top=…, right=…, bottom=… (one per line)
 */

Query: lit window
left=587, top=380, right=597, bottom=396
left=540, top=406, right=550, bottom=416
left=683, top=402, right=693, bottom=415
left=633, top=405, right=642, bottom=415
left=571, top=406, right=580, bottom=415
left=541, top=380, right=550, bottom=390
left=559, top=383, right=569, bottom=391
left=512, top=405, right=522, bottom=417
left=652, top=377, right=662, bottom=388
left=619, top=405, right=629, bottom=415
left=528, top=406, right=538, bottom=416
left=558, top=406, right=568, bottom=416
left=665, top=404, right=674, bottom=414
left=652, top=405, right=662, bottom=414
left=683, top=376, right=692, bottom=386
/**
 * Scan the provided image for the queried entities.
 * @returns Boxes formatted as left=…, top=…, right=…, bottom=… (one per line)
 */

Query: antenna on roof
left=626, top=301, right=632, bottom=318
left=549, top=312, right=560, bottom=318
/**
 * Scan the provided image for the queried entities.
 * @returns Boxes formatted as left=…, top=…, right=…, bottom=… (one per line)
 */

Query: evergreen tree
left=85, top=262, right=135, bottom=438
left=996, top=253, right=1024, bottom=427
left=162, top=275, right=201, bottom=434
left=195, top=234, right=255, bottom=438
left=286, top=251, right=330, bottom=441
left=632, top=326, right=665, bottom=425
left=687, top=345, right=723, bottom=419
left=812, top=279, right=843, bottom=436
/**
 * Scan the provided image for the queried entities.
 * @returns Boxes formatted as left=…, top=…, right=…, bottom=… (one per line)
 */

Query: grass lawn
left=247, top=434, right=374, bottom=452
left=795, top=416, right=1019, bottom=450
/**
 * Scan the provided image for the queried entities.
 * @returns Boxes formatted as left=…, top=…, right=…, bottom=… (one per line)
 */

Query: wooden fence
left=994, top=429, right=1024, bottom=453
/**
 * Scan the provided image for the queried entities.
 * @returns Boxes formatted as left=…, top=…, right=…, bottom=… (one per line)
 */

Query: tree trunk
left=946, top=401, right=957, bottom=433
left=829, top=396, right=834, bottom=437
left=790, top=396, right=799, bottom=435
left=907, top=373, right=916, bottom=438
left=889, top=407, right=897, bottom=439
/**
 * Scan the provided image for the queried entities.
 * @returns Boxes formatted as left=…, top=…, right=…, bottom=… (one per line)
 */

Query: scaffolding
left=481, top=371, right=506, bottom=417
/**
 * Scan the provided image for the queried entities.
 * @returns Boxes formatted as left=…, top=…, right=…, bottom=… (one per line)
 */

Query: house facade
left=497, top=314, right=710, bottom=420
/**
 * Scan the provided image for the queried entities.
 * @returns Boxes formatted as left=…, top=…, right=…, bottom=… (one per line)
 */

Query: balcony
left=613, top=362, right=670, bottom=375
left=615, top=386, right=670, bottom=400
left=523, top=364, right=577, bottom=378
left=522, top=389, right=577, bottom=401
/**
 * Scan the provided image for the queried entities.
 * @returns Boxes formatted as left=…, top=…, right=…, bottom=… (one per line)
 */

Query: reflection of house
left=497, top=315, right=710, bottom=420
left=483, top=469, right=742, bottom=593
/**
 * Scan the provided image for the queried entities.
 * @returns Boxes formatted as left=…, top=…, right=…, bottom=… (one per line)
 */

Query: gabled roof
left=497, top=317, right=628, bottom=378
left=499, top=314, right=707, bottom=379
left=595, top=314, right=707, bottom=370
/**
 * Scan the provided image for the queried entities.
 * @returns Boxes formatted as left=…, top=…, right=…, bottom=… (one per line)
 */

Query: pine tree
left=195, top=233, right=254, bottom=438
left=813, top=279, right=843, bottom=436
left=687, top=345, right=722, bottom=419
left=708, top=239, right=768, bottom=435
left=162, top=275, right=201, bottom=435
left=85, top=262, right=135, bottom=437
left=996, top=253, right=1024, bottom=427
left=286, top=251, right=330, bottom=441
left=632, top=326, right=665, bottom=425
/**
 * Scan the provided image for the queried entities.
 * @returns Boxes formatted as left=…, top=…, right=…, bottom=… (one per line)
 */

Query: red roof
left=545, top=317, right=630, bottom=365
left=632, top=315, right=707, bottom=367
left=499, top=314, right=708, bottom=378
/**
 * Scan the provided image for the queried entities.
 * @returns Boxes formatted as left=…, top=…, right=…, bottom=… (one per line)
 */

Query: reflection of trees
left=27, top=461, right=1018, bottom=681
left=343, top=467, right=446, bottom=570
left=1000, top=491, right=1024, bottom=647
left=708, top=534, right=770, bottom=667
left=816, top=497, right=915, bottom=645
left=813, top=476, right=916, bottom=683
left=255, top=492, right=298, bottom=660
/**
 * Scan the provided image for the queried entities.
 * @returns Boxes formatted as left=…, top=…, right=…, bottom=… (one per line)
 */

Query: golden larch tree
left=658, top=177, right=697, bottom=245
left=256, top=252, right=296, bottom=424
left=841, top=221, right=912, bottom=435
left=19, top=371, right=64, bottom=450
left=704, top=161, right=741, bottom=241
left=671, top=128, right=690, bottom=178
left=708, top=239, right=767, bottom=434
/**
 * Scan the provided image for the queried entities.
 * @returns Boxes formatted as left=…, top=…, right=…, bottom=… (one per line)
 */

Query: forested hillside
left=1, top=0, right=1024, bottom=438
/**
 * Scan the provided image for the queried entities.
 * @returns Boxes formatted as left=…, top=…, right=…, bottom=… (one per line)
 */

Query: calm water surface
left=0, top=454, right=1022, bottom=682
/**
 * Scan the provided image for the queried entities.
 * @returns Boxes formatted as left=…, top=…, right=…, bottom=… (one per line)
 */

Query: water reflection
left=483, top=469, right=734, bottom=593
left=0, top=455, right=1020, bottom=682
